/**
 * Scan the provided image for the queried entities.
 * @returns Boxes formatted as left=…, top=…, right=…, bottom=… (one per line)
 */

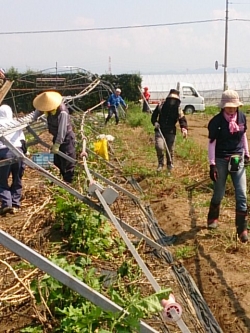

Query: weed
left=175, top=245, right=197, bottom=259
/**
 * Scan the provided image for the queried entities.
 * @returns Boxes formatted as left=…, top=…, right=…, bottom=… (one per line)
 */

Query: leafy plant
left=51, top=187, right=114, bottom=256
left=175, top=245, right=196, bottom=259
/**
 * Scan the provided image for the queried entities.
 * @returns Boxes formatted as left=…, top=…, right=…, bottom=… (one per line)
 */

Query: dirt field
left=150, top=114, right=250, bottom=333
left=1, top=113, right=250, bottom=332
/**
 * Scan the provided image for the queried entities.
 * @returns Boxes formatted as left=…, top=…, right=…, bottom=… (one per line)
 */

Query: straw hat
left=166, top=89, right=180, bottom=101
left=33, top=91, right=63, bottom=112
left=219, top=89, right=243, bottom=108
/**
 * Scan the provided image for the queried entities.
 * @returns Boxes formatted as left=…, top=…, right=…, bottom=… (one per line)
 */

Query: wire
left=0, top=19, right=224, bottom=36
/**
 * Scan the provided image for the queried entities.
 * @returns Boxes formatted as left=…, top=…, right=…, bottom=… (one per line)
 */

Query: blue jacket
left=107, top=93, right=126, bottom=108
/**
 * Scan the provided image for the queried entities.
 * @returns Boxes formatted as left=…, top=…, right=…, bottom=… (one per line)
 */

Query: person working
left=142, top=86, right=151, bottom=113
left=32, top=91, right=76, bottom=184
left=151, top=89, right=188, bottom=172
left=0, top=104, right=26, bottom=215
left=207, top=89, right=249, bottom=243
left=105, top=88, right=127, bottom=125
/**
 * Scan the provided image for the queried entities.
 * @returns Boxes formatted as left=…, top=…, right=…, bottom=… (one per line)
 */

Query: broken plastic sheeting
left=94, top=138, right=109, bottom=160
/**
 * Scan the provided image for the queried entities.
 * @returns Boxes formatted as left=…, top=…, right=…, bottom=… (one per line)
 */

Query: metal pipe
left=223, top=0, right=229, bottom=91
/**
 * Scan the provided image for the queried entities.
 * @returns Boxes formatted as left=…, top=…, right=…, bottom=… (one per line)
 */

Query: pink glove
left=182, top=128, right=188, bottom=138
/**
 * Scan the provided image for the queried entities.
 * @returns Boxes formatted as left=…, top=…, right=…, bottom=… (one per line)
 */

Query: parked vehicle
left=177, top=82, right=205, bottom=114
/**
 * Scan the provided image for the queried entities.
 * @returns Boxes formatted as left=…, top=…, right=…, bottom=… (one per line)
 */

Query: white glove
left=182, top=128, right=188, bottom=138
left=154, top=122, right=160, bottom=129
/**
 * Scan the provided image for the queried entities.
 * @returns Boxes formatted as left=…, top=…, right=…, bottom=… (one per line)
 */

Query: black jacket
left=151, top=100, right=188, bottom=135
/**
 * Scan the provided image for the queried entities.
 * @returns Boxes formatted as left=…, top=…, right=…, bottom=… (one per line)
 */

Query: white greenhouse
left=141, top=72, right=250, bottom=106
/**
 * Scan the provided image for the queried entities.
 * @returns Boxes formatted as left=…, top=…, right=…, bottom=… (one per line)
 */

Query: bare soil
left=1, top=113, right=250, bottom=332
left=150, top=114, right=250, bottom=333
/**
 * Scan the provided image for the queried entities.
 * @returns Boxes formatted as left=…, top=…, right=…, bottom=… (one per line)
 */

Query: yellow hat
left=33, top=91, right=63, bottom=112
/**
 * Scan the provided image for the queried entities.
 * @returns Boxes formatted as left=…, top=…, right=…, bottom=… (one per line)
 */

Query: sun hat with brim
left=33, top=91, right=63, bottom=112
left=166, top=89, right=180, bottom=101
left=219, top=89, right=243, bottom=108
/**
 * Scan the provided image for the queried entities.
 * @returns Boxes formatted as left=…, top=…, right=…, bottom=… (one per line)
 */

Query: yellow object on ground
left=94, top=138, right=109, bottom=160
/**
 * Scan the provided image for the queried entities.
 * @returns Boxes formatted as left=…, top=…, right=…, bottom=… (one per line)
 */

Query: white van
left=177, top=82, right=205, bottom=114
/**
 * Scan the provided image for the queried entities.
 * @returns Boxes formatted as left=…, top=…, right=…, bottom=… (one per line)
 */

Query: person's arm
left=178, top=108, right=188, bottom=130
left=31, top=109, right=43, bottom=121
left=208, top=139, right=216, bottom=165
left=151, top=105, right=159, bottom=125
left=55, top=111, right=68, bottom=144
left=107, top=94, right=113, bottom=107
left=119, top=96, right=127, bottom=108
left=242, top=132, right=250, bottom=158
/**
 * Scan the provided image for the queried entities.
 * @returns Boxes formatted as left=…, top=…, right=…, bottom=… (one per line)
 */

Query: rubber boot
left=207, top=202, right=220, bottom=229
left=235, top=210, right=248, bottom=243
left=157, top=164, right=163, bottom=172
left=157, top=154, right=164, bottom=172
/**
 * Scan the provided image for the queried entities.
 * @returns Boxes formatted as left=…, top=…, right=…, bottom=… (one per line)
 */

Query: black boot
left=207, top=202, right=220, bottom=229
left=235, top=210, right=248, bottom=243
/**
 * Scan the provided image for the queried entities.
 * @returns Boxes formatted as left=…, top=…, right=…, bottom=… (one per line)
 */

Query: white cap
left=116, top=88, right=121, bottom=93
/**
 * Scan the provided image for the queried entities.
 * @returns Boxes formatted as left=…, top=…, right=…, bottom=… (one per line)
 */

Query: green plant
left=50, top=187, right=114, bottom=256
left=28, top=255, right=171, bottom=332
left=20, top=327, right=43, bottom=333
left=175, top=245, right=196, bottom=259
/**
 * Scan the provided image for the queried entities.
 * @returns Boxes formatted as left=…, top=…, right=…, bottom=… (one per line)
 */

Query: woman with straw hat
left=32, top=91, right=76, bottom=184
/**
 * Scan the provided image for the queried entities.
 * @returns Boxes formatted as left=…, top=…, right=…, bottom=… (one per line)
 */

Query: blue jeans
left=0, top=147, right=25, bottom=208
left=211, top=157, right=247, bottom=212
left=106, top=106, right=119, bottom=124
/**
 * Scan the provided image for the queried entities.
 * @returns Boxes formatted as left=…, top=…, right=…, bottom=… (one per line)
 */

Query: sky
left=1, top=0, right=250, bottom=75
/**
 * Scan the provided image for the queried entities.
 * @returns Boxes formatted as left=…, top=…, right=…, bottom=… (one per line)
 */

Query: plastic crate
left=32, top=153, right=54, bottom=169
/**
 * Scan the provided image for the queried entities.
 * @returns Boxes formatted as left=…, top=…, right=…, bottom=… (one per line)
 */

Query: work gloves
left=244, top=155, right=250, bottom=166
left=20, top=140, right=27, bottom=154
left=154, top=122, right=160, bottom=129
left=209, top=165, right=219, bottom=182
left=51, top=143, right=60, bottom=154
left=182, top=128, right=188, bottom=138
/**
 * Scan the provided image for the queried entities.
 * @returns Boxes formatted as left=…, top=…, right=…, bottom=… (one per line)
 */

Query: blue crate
left=32, top=153, right=54, bottom=169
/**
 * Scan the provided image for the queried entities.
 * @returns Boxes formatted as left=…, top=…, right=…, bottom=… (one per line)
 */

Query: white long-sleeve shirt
left=0, top=105, right=25, bottom=149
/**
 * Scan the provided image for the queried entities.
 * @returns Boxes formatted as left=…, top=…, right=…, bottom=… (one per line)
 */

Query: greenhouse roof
left=141, top=72, right=250, bottom=92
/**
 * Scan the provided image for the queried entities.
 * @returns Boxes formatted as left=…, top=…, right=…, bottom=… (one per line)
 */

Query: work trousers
left=155, top=131, right=175, bottom=168
left=53, top=132, right=76, bottom=183
left=106, top=106, right=119, bottom=124
left=0, top=147, right=25, bottom=208
left=142, top=100, right=150, bottom=112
